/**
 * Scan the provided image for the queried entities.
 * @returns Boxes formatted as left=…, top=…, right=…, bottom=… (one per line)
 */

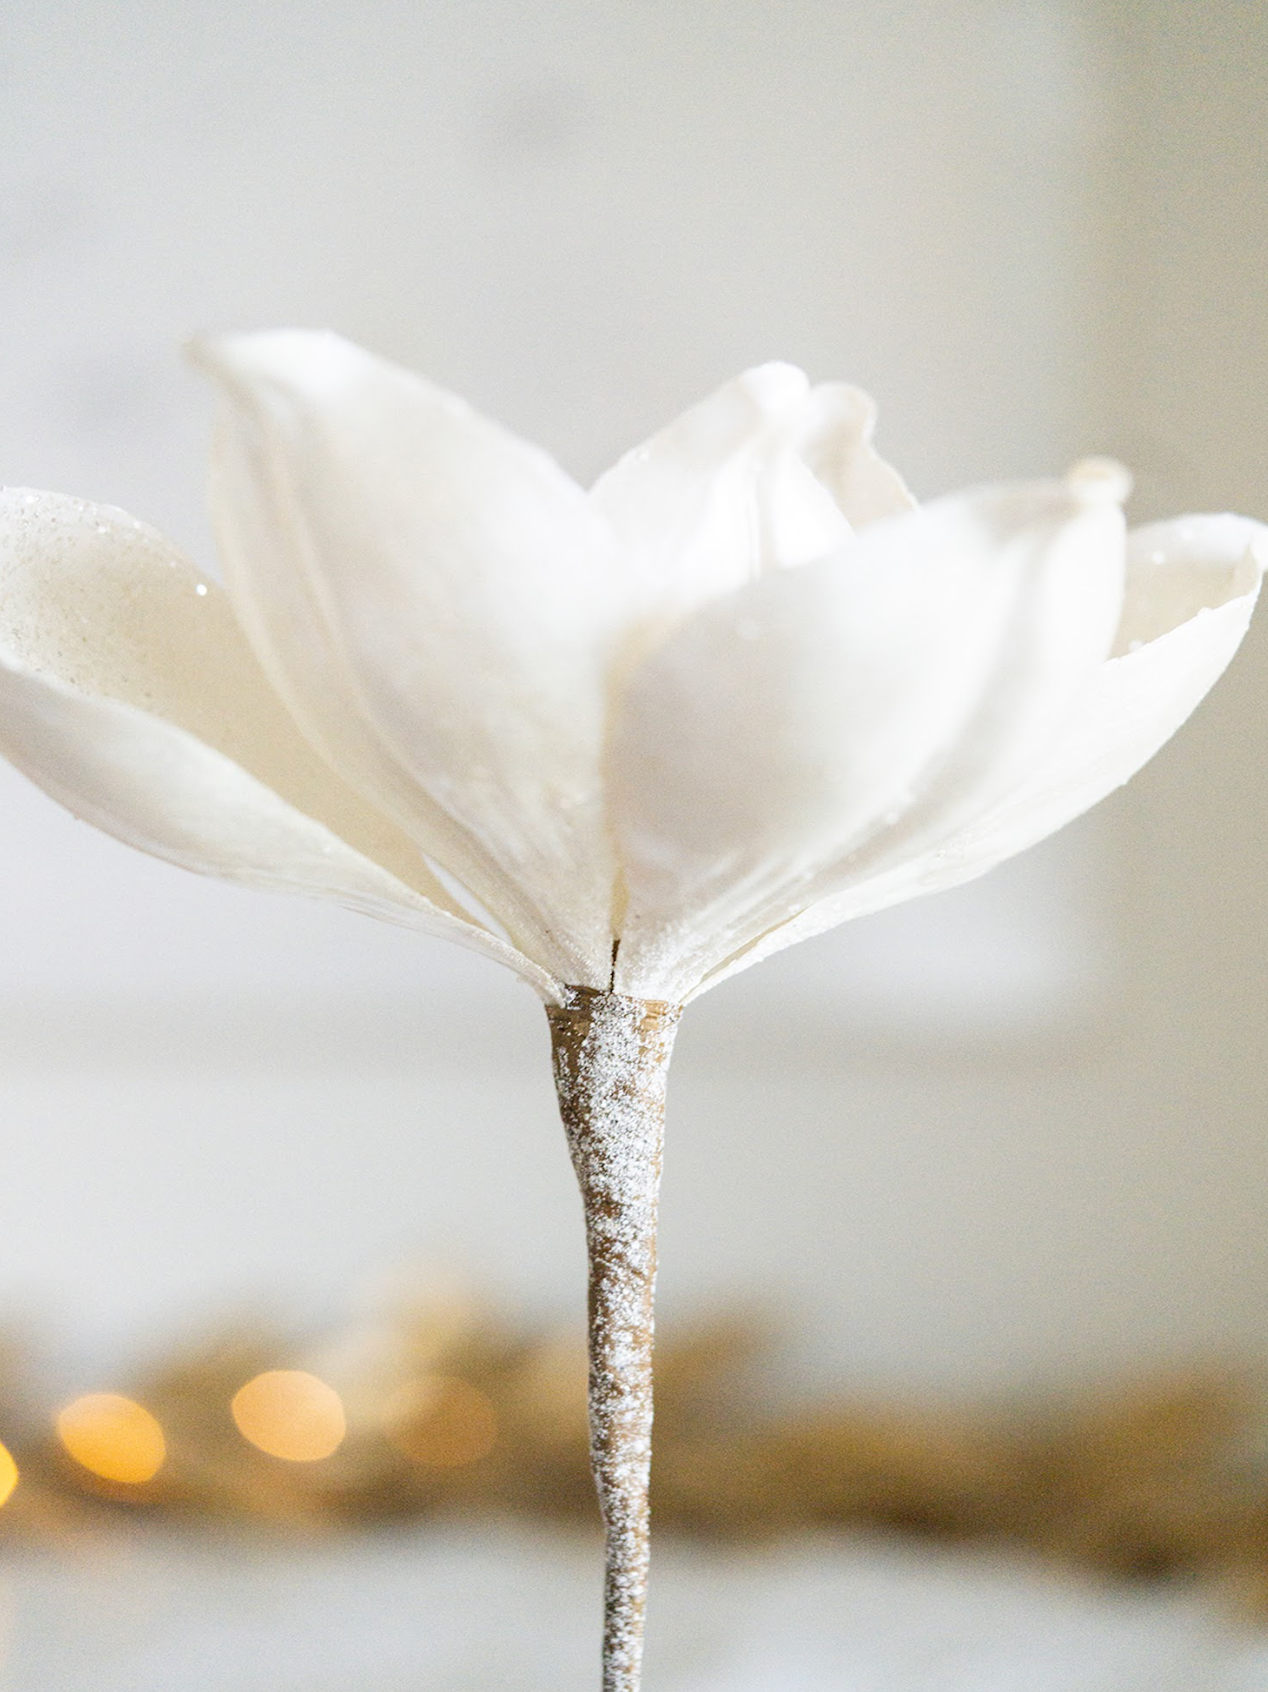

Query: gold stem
left=547, top=985, right=683, bottom=1692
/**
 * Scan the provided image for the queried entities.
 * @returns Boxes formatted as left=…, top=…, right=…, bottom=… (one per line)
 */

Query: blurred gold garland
left=2, top=1289, right=1268, bottom=1619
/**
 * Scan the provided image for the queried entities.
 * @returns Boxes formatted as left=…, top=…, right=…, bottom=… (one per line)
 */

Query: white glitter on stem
left=548, top=985, right=683, bottom=1692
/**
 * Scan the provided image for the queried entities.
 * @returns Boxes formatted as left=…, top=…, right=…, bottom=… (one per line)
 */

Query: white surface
left=0, top=1525, right=1263, bottom=1691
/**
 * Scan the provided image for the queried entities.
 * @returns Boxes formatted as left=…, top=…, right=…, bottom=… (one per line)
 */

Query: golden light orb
left=0, top=1441, right=17, bottom=1506
left=230, top=1370, right=346, bottom=1462
left=56, top=1393, right=166, bottom=1485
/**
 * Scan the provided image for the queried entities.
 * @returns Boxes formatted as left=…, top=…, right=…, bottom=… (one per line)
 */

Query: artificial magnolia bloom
left=0, top=332, right=1262, bottom=1007
left=2, top=335, right=1264, bottom=1692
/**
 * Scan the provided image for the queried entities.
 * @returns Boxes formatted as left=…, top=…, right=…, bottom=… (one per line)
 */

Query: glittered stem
left=548, top=985, right=683, bottom=1692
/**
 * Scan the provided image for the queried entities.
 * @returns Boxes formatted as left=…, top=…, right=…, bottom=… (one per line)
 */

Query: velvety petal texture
left=0, top=489, right=558, bottom=997
left=193, top=330, right=622, bottom=987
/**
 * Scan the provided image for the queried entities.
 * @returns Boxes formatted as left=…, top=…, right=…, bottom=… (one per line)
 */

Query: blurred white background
left=0, top=0, right=1265, bottom=1410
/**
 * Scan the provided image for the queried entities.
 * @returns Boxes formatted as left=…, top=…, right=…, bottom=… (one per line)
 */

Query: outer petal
left=610, top=473, right=1127, bottom=1001
left=192, top=330, right=621, bottom=987
left=0, top=489, right=558, bottom=998
left=589, top=365, right=913, bottom=632
left=695, top=513, right=1266, bottom=997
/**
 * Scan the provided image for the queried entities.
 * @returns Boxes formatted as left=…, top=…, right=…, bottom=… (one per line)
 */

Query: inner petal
left=1114, top=515, right=1264, bottom=656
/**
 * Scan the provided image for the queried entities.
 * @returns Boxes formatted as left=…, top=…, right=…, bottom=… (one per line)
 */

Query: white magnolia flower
left=2, top=329, right=1264, bottom=1692
left=0, top=330, right=1261, bottom=1006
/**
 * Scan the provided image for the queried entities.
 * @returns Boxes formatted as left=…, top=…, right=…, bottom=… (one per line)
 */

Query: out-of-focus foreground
left=7, top=1292, right=1268, bottom=1615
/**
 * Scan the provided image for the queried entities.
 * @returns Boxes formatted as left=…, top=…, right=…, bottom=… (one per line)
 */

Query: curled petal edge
left=590, top=365, right=912, bottom=635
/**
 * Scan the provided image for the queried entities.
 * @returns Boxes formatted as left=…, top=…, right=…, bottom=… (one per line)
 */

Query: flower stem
left=547, top=985, right=683, bottom=1692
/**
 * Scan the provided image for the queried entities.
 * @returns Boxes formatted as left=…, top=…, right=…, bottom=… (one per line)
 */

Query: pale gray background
left=0, top=0, right=1264, bottom=1407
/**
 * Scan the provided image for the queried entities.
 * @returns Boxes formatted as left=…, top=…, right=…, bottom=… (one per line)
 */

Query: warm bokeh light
left=56, top=1393, right=166, bottom=1485
left=0, top=1442, right=18, bottom=1507
left=231, top=1370, right=347, bottom=1462
left=386, top=1374, right=499, bottom=1468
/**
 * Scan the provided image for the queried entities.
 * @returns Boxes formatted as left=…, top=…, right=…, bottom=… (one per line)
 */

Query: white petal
left=611, top=476, right=1126, bottom=1001
left=192, top=330, right=621, bottom=987
left=590, top=366, right=912, bottom=632
left=919, top=513, right=1266, bottom=882
left=694, top=512, right=1266, bottom=997
left=0, top=489, right=559, bottom=997
left=795, top=381, right=918, bottom=528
